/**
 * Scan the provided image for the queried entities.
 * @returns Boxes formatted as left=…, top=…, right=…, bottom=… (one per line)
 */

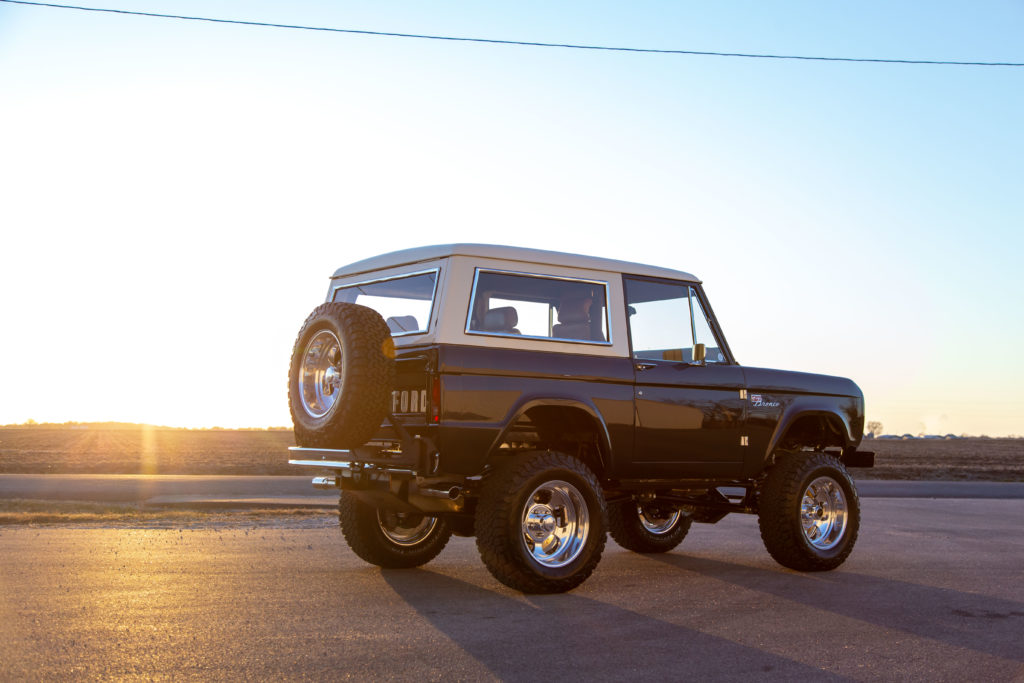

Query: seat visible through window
left=482, top=307, right=520, bottom=334
left=552, top=296, right=592, bottom=340
left=386, top=316, right=420, bottom=334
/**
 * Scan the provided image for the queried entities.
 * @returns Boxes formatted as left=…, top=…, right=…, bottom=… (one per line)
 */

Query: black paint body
left=391, top=343, right=865, bottom=486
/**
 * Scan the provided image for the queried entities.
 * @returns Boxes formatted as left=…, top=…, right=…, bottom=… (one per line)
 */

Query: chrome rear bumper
left=289, top=447, right=462, bottom=513
left=288, top=445, right=418, bottom=470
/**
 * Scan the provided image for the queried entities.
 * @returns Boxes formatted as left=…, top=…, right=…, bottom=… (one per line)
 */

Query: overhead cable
left=2, top=0, right=1023, bottom=68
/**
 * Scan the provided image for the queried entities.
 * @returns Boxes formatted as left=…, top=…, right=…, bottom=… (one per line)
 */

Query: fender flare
left=486, top=397, right=613, bottom=472
left=763, top=399, right=858, bottom=462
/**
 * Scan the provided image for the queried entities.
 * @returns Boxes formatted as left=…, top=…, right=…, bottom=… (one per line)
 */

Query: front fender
left=761, top=393, right=863, bottom=463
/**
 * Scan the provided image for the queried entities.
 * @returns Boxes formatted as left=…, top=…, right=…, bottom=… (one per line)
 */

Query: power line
left=3, top=0, right=1023, bottom=67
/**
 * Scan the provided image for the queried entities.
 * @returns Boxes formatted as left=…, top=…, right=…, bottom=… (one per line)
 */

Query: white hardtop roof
left=332, top=244, right=700, bottom=283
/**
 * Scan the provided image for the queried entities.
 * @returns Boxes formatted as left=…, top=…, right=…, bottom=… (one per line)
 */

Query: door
left=625, top=277, right=746, bottom=478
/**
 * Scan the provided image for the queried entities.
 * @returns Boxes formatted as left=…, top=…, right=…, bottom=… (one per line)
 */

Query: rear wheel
left=608, top=500, right=692, bottom=553
left=338, top=492, right=452, bottom=569
left=475, top=451, right=606, bottom=594
left=757, top=452, right=860, bottom=571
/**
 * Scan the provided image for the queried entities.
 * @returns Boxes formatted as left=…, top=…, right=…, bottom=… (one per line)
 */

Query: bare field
left=0, top=426, right=1021, bottom=480
left=854, top=437, right=1023, bottom=481
left=0, top=427, right=296, bottom=475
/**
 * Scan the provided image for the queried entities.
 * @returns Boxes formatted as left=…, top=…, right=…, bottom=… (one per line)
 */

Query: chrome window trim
left=689, top=287, right=728, bottom=363
left=464, top=267, right=614, bottom=346
left=330, top=267, right=440, bottom=338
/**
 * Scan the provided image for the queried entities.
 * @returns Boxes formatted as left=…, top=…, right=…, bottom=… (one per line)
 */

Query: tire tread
left=288, top=302, right=394, bottom=449
left=757, top=451, right=860, bottom=571
left=475, top=451, right=606, bottom=594
left=607, top=501, right=692, bottom=554
left=338, top=492, right=451, bottom=569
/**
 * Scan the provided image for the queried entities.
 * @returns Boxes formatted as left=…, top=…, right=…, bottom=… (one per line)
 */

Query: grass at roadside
left=0, top=499, right=334, bottom=526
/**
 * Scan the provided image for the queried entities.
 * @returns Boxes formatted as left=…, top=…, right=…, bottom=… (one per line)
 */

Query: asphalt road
left=0, top=474, right=335, bottom=507
left=1, top=498, right=1021, bottom=680
left=1, top=474, right=1022, bottom=508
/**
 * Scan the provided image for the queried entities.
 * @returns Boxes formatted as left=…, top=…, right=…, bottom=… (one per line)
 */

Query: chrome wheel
left=377, top=510, right=439, bottom=547
left=298, top=329, right=343, bottom=418
left=800, top=476, right=848, bottom=550
left=521, top=479, right=590, bottom=568
left=638, top=506, right=683, bottom=535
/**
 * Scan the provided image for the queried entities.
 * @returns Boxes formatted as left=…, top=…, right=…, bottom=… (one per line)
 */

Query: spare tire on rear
left=288, top=302, right=395, bottom=449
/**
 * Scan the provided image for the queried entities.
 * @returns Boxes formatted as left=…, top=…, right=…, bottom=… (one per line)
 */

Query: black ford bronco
left=288, top=244, right=873, bottom=593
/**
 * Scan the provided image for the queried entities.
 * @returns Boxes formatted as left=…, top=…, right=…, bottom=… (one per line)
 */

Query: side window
left=332, top=270, right=438, bottom=336
left=624, top=278, right=725, bottom=362
left=466, top=270, right=610, bottom=343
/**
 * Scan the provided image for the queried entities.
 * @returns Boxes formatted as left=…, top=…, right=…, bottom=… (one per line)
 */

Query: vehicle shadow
left=380, top=568, right=844, bottom=681
left=645, top=553, right=1024, bottom=663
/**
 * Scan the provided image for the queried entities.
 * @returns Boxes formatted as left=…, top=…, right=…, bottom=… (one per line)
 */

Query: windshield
left=331, top=270, right=438, bottom=336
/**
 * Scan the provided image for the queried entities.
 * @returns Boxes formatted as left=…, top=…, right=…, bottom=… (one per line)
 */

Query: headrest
left=558, top=296, right=592, bottom=325
left=386, top=316, right=419, bottom=333
left=484, top=306, right=518, bottom=330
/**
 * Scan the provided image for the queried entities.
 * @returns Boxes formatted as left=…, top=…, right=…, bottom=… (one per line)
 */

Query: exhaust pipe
left=312, top=476, right=337, bottom=490
left=420, top=485, right=462, bottom=500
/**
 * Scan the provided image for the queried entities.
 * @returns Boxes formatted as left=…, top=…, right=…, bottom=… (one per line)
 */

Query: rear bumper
left=288, top=438, right=433, bottom=472
left=288, top=447, right=463, bottom=514
left=289, top=446, right=416, bottom=469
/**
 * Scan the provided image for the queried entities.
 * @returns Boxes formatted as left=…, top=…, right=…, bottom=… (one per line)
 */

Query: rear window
left=331, top=269, right=438, bottom=336
left=466, top=269, right=610, bottom=344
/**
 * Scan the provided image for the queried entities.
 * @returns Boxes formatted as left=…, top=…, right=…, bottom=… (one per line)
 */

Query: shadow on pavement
left=647, top=553, right=1024, bottom=663
left=380, top=568, right=843, bottom=681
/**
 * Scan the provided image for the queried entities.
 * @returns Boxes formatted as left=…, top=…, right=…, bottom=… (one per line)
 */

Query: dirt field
left=853, top=437, right=1022, bottom=481
left=0, top=426, right=295, bottom=475
left=0, top=426, right=1020, bottom=480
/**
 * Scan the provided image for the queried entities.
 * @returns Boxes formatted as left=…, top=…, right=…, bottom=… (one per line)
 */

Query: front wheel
left=475, top=451, right=607, bottom=594
left=757, top=452, right=860, bottom=571
left=338, top=492, right=452, bottom=569
left=608, top=500, right=692, bottom=553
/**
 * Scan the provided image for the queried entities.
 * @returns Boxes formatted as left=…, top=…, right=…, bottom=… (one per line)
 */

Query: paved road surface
left=1, top=474, right=1021, bottom=508
left=0, top=474, right=335, bottom=506
left=1, top=498, right=1021, bottom=680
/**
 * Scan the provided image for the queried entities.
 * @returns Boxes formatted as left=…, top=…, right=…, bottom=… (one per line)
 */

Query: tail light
left=429, top=375, right=441, bottom=424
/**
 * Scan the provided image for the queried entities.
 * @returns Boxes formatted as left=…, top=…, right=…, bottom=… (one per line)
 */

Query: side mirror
left=693, top=343, right=706, bottom=363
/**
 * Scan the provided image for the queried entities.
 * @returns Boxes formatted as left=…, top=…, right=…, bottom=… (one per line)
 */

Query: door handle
left=635, top=362, right=657, bottom=371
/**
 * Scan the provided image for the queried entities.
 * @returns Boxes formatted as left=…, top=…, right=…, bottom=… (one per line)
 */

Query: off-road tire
left=475, top=451, right=606, bottom=594
left=757, top=451, right=860, bottom=571
left=608, top=501, right=692, bottom=553
left=288, top=302, right=394, bottom=449
left=338, top=492, right=452, bottom=569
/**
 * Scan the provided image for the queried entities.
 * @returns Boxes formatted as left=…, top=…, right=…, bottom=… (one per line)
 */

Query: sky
left=1, top=0, right=1022, bottom=435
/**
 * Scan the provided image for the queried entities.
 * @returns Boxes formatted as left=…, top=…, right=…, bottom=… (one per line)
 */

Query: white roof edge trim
left=331, top=244, right=700, bottom=284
